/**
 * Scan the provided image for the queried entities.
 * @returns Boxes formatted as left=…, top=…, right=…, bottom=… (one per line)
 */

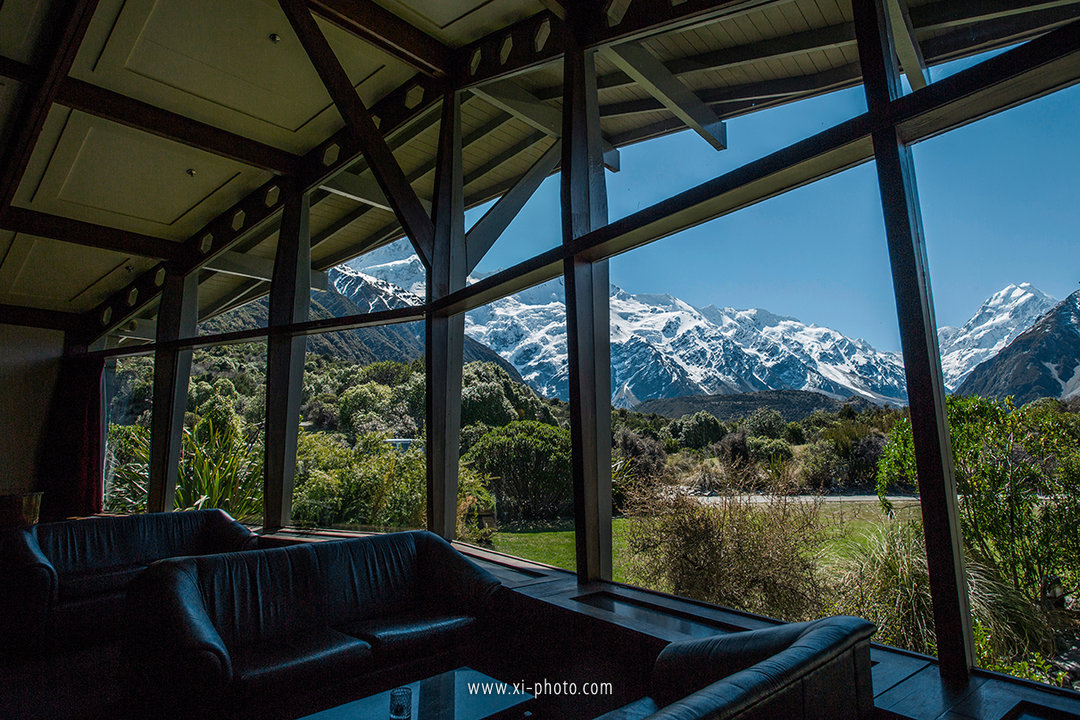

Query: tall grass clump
left=625, top=480, right=828, bottom=622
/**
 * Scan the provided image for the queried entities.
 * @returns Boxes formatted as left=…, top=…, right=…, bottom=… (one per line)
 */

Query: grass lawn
left=490, top=498, right=923, bottom=582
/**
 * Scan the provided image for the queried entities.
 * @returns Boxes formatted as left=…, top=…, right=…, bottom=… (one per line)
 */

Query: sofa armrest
left=650, top=616, right=875, bottom=711
left=416, top=532, right=501, bottom=613
left=0, top=528, right=58, bottom=655
left=125, top=560, right=232, bottom=698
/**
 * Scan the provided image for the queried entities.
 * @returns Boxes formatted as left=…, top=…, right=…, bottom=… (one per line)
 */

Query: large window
left=877, top=80, right=1080, bottom=687
left=103, top=355, right=154, bottom=514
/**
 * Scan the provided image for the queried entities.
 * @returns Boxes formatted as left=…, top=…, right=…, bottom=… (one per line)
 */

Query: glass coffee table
left=296, top=667, right=533, bottom=720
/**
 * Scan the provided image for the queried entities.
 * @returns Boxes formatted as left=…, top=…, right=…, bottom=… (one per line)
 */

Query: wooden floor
left=455, top=542, right=1080, bottom=720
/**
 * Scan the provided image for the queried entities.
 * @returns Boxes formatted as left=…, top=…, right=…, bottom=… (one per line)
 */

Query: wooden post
left=263, top=183, right=311, bottom=530
left=562, top=13, right=613, bottom=583
left=854, top=0, right=974, bottom=683
left=426, top=90, right=467, bottom=538
left=147, top=270, right=198, bottom=513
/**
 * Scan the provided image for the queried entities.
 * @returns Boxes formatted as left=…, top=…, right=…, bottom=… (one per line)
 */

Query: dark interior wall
left=0, top=324, right=64, bottom=493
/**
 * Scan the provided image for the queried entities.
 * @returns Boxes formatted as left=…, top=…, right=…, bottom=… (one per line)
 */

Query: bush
left=675, top=411, right=725, bottom=450
left=461, top=382, right=516, bottom=427
left=800, top=440, right=845, bottom=490
left=877, top=395, right=1080, bottom=600
left=743, top=408, right=785, bottom=439
left=462, top=420, right=572, bottom=522
left=747, top=436, right=793, bottom=463
left=784, top=421, right=806, bottom=445
left=625, top=487, right=828, bottom=622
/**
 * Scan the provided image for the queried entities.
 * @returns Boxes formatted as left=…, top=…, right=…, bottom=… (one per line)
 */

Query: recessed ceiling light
left=269, top=33, right=282, bottom=44
left=186, top=168, right=197, bottom=177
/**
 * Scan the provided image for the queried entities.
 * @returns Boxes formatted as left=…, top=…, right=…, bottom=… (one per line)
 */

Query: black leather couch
left=0, top=509, right=257, bottom=655
left=592, top=616, right=876, bottom=720
left=125, top=530, right=501, bottom=715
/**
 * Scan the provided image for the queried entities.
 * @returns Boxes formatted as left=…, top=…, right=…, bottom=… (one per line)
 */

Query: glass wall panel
left=290, top=324, right=428, bottom=533
left=902, top=82, right=1080, bottom=687
left=103, top=355, right=154, bottom=514
left=182, top=342, right=266, bottom=523
left=462, top=280, right=573, bottom=570
left=608, top=162, right=918, bottom=625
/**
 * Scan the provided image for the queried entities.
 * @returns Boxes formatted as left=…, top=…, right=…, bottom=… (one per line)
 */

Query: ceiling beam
left=887, top=0, right=930, bottom=90
left=0, top=0, right=100, bottom=218
left=205, top=250, right=328, bottom=290
left=0, top=207, right=182, bottom=261
left=600, top=42, right=727, bottom=149
left=471, top=79, right=620, bottom=170
left=466, top=139, right=561, bottom=273
left=319, top=170, right=433, bottom=214
left=538, top=0, right=567, bottom=21
left=55, top=78, right=299, bottom=174
left=433, top=16, right=1080, bottom=317
left=0, top=303, right=82, bottom=332
left=306, top=0, right=453, bottom=79
left=279, top=0, right=434, bottom=266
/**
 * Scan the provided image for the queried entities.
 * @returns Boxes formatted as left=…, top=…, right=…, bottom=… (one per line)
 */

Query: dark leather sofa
left=592, top=616, right=876, bottom=720
left=125, top=530, right=501, bottom=716
left=0, top=509, right=257, bottom=655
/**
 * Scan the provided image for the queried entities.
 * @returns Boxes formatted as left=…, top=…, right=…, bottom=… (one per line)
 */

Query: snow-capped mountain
left=348, top=241, right=909, bottom=407
left=329, top=265, right=422, bottom=311
left=957, top=290, right=1080, bottom=405
left=344, top=244, right=427, bottom=297
left=937, top=282, right=1057, bottom=390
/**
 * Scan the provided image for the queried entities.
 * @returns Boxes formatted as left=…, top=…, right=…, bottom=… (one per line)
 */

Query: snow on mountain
left=346, top=240, right=909, bottom=407
left=957, top=291, right=1080, bottom=405
left=329, top=265, right=423, bottom=312
left=937, top=283, right=1057, bottom=390
left=344, top=243, right=427, bottom=297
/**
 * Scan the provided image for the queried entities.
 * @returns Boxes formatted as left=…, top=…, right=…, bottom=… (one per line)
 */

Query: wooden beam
left=538, top=0, right=567, bottom=21
left=205, top=250, right=328, bottom=290
left=263, top=184, right=311, bottom=530
left=307, top=0, right=453, bottom=78
left=561, top=32, right=612, bottom=584
left=600, top=42, right=727, bottom=149
left=278, top=0, right=434, bottom=266
left=0, top=303, right=82, bottom=332
left=887, top=0, right=930, bottom=90
left=55, top=78, right=299, bottom=174
left=435, top=17, right=1080, bottom=319
left=466, top=140, right=561, bottom=273
left=0, top=56, right=34, bottom=84
left=0, top=207, right=182, bottom=261
left=147, top=270, right=197, bottom=513
left=426, top=90, right=467, bottom=539
left=855, top=0, right=973, bottom=684
left=471, top=79, right=621, bottom=171
left=0, top=0, right=100, bottom=217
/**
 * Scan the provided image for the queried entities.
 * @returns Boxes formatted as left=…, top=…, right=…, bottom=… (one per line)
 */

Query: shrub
left=675, top=411, right=725, bottom=450
left=877, top=395, right=1080, bottom=600
left=784, top=421, right=806, bottom=445
left=746, top=436, right=793, bottom=463
left=462, top=420, right=572, bottom=522
left=800, top=440, right=845, bottom=490
left=461, top=382, right=516, bottom=427
left=625, top=487, right=828, bottom=622
left=743, top=408, right=785, bottom=439
left=831, top=520, right=1055, bottom=676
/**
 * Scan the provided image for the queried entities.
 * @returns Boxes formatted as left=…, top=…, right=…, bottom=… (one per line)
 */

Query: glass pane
left=463, top=280, right=574, bottom=571
left=184, top=342, right=266, bottom=523
left=291, top=325, right=428, bottom=533
left=896, top=82, right=1080, bottom=686
left=608, top=163, right=917, bottom=624
left=103, top=355, right=154, bottom=514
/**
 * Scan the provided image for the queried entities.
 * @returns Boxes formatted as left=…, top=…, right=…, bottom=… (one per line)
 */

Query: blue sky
left=466, top=63, right=1080, bottom=354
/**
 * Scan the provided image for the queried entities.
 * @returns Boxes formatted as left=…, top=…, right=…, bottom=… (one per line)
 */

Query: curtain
left=36, top=355, right=105, bottom=521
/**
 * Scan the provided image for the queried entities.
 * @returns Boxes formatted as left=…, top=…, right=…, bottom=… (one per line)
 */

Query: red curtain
left=36, top=355, right=105, bottom=521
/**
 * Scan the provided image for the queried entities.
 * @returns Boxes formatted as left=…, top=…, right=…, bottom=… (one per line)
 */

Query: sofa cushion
left=231, top=627, right=373, bottom=694
left=59, top=564, right=147, bottom=600
left=340, top=610, right=475, bottom=658
left=313, top=534, right=422, bottom=626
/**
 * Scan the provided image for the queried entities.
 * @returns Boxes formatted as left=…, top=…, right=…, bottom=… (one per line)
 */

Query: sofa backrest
left=312, top=532, right=423, bottom=625
left=188, top=544, right=324, bottom=650
left=33, top=510, right=255, bottom=575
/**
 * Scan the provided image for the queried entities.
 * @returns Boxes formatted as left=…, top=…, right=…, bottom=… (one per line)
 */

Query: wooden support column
left=854, top=0, right=974, bottom=683
left=147, top=270, right=198, bottom=513
left=562, top=18, right=612, bottom=583
left=426, top=91, right=467, bottom=539
left=263, top=183, right=311, bottom=530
